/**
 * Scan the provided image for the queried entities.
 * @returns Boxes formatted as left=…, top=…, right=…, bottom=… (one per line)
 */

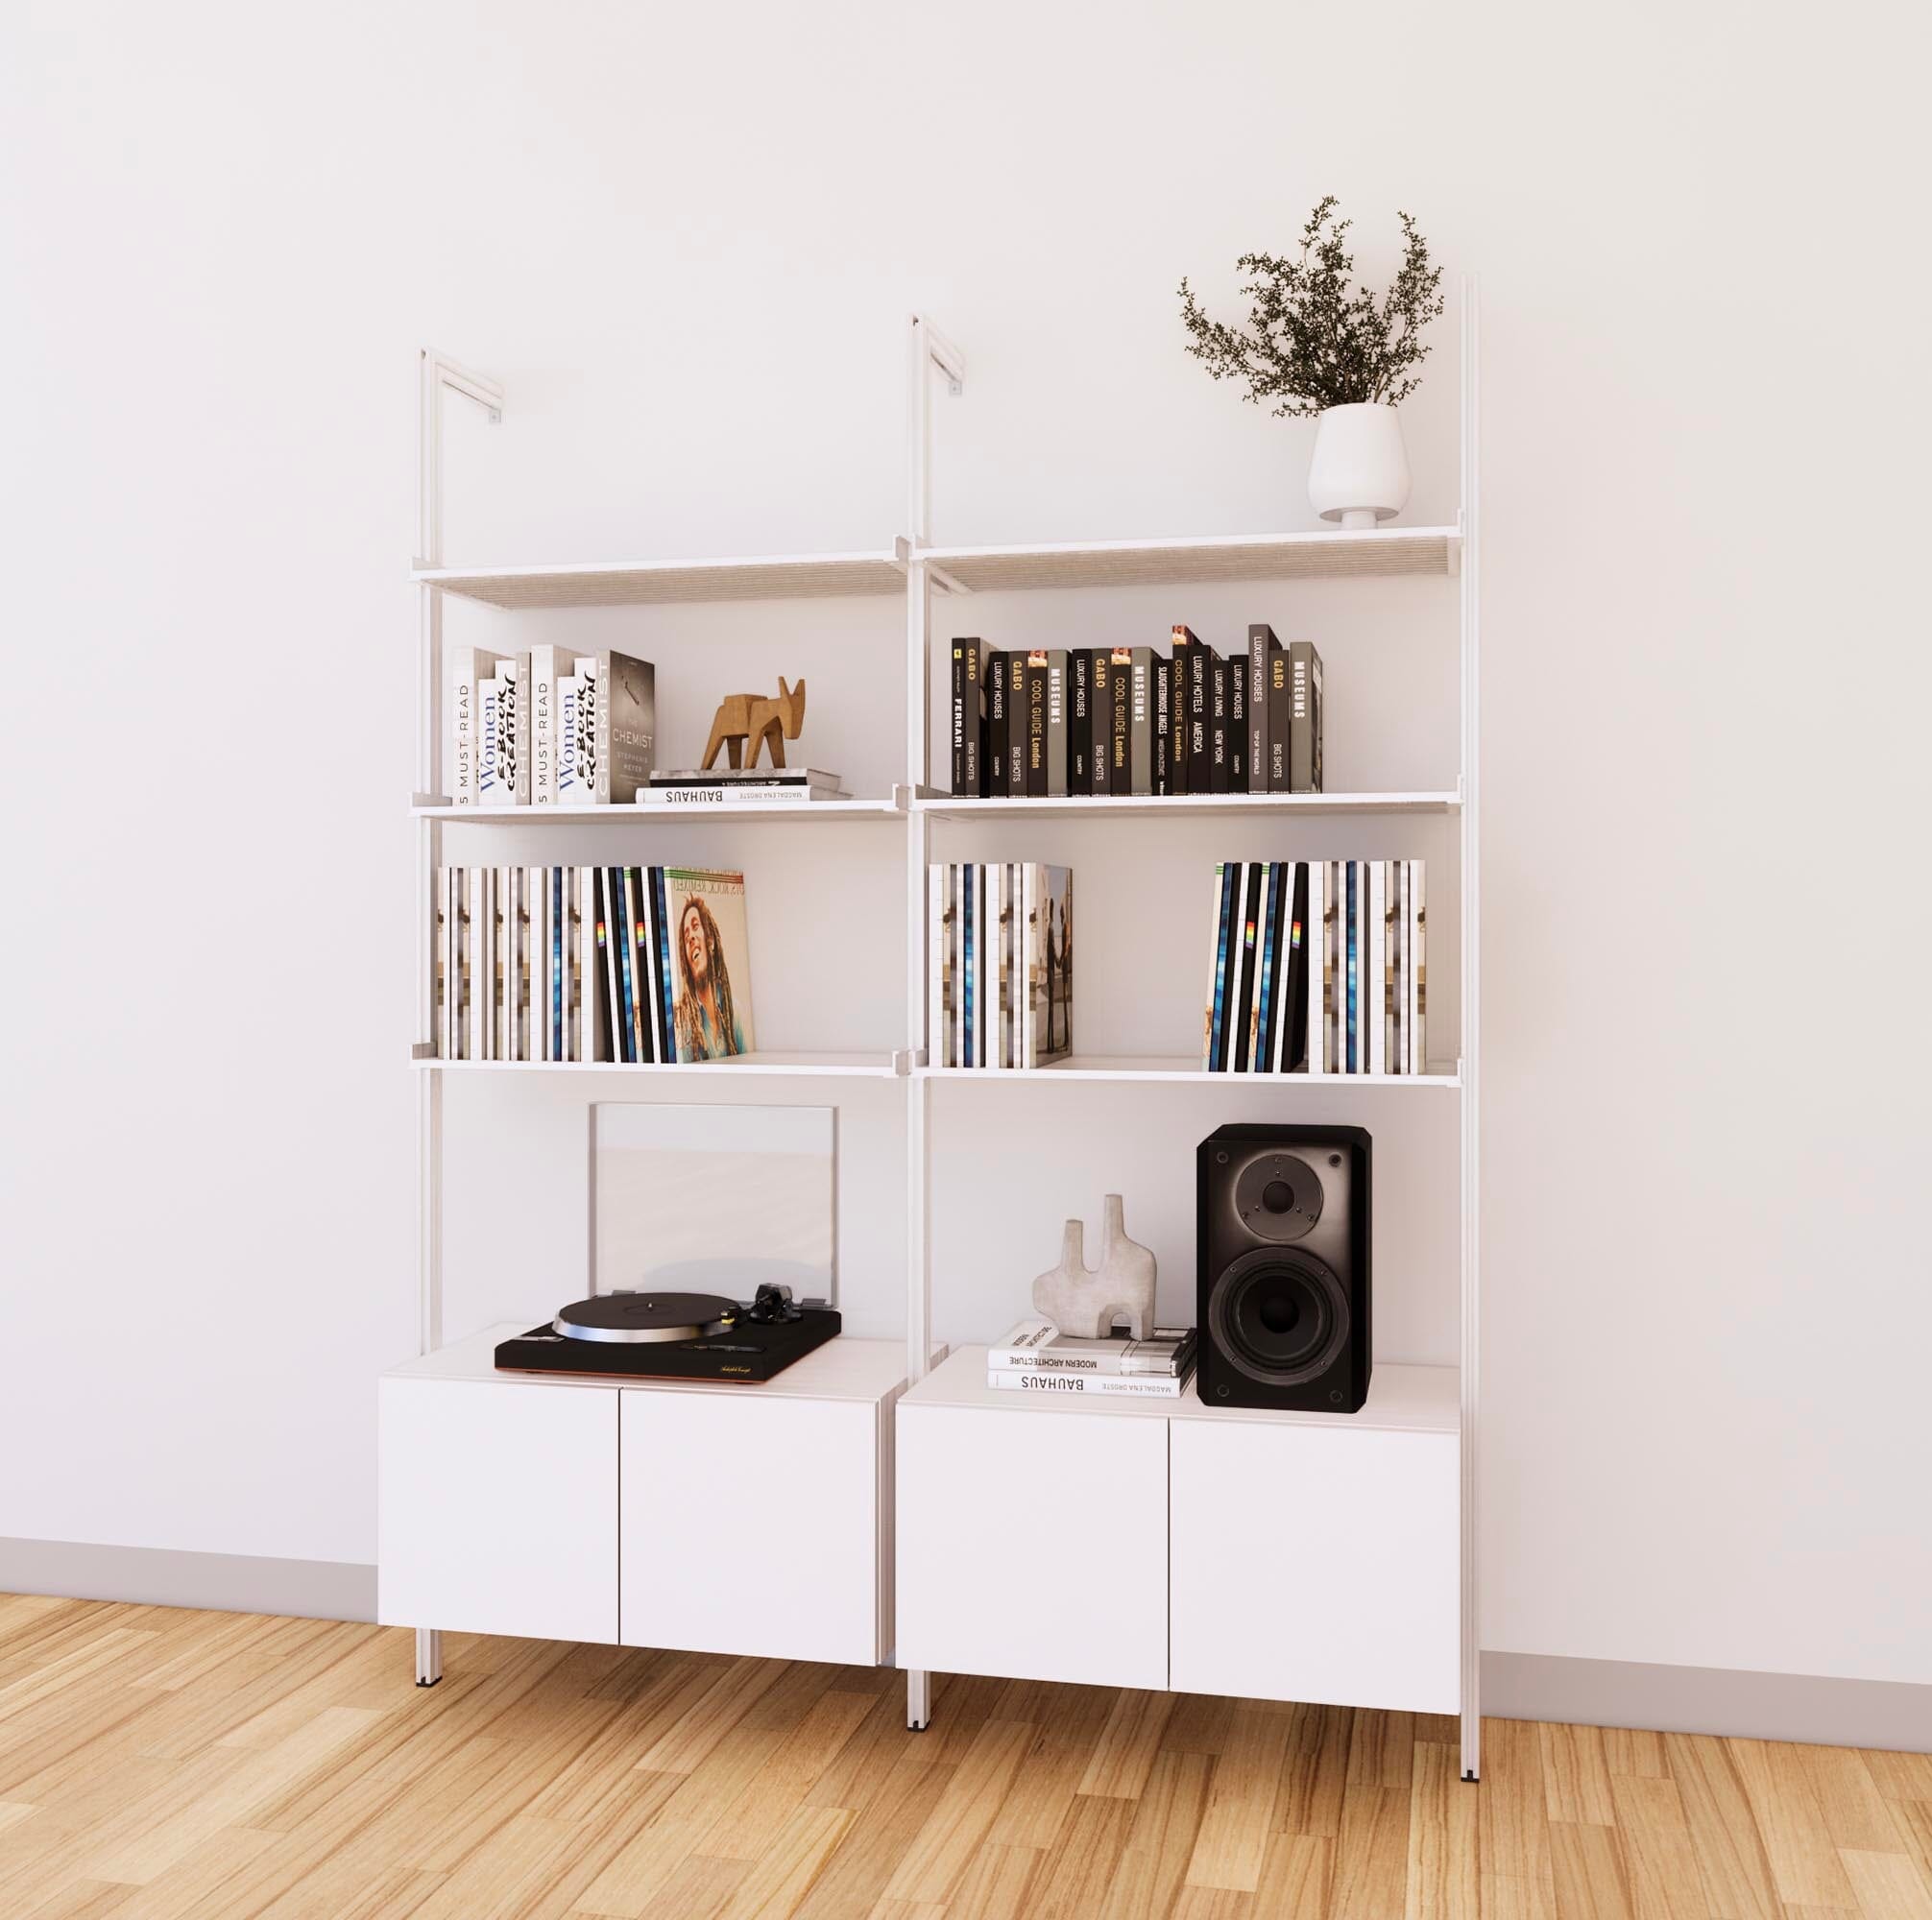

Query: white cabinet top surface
left=386, top=1323, right=933, bottom=1404
left=906, top=1346, right=1458, bottom=1435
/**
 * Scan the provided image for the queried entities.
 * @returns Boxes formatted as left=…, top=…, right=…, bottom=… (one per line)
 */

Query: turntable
left=494, top=1284, right=841, bottom=1383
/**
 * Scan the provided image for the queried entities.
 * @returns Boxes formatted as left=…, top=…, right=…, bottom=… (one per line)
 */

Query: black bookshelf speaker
left=1196, top=1123, right=1371, bottom=1413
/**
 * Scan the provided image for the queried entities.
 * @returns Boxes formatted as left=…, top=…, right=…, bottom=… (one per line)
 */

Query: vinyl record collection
left=950, top=627, right=1320, bottom=799
left=434, top=866, right=754, bottom=1064
left=1203, top=860, right=1427, bottom=1075
left=448, top=646, right=656, bottom=805
left=928, top=864, right=1074, bottom=1068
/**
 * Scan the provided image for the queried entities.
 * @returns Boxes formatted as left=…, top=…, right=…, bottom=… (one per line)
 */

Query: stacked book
left=448, top=647, right=656, bottom=806
left=434, top=865, right=755, bottom=1064
left=949, top=627, right=1321, bottom=800
left=988, top=1319, right=1198, bottom=1400
left=640, top=768, right=848, bottom=807
left=928, top=864, right=1073, bottom=1068
left=1203, top=859, right=1427, bottom=1075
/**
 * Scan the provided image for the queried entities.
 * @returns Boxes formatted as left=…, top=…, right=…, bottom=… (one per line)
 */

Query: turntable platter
left=553, top=1292, right=737, bottom=1345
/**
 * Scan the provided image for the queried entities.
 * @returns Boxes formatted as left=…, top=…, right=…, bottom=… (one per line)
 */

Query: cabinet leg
left=415, top=1627, right=443, bottom=1688
left=906, top=1668, right=930, bottom=1730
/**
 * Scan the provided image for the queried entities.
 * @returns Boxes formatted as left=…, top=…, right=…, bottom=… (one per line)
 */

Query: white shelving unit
left=403, top=290, right=1481, bottom=1775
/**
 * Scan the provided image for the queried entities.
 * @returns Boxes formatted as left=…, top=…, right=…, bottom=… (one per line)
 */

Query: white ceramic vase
left=1307, top=402, right=1411, bottom=530
left=1031, top=1194, right=1157, bottom=1340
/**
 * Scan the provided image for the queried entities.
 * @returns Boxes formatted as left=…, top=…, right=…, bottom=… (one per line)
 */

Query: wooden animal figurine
left=701, top=677, right=807, bottom=770
left=1032, top=1194, right=1157, bottom=1339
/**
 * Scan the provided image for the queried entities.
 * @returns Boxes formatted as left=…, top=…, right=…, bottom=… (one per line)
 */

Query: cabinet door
left=620, top=1390, right=881, bottom=1666
left=896, top=1404, right=1168, bottom=1692
left=378, top=1377, right=619, bottom=1644
left=1170, top=1420, right=1458, bottom=1713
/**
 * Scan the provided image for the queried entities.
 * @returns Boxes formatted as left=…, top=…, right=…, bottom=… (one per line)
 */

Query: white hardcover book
left=555, top=668, right=593, bottom=805
left=529, top=646, right=569, bottom=804
left=985, top=1370, right=1192, bottom=1400
left=511, top=655, right=531, bottom=804
left=1410, top=860, right=1427, bottom=1073
left=474, top=664, right=519, bottom=806
left=1368, top=860, right=1387, bottom=1075
left=448, top=648, right=505, bottom=805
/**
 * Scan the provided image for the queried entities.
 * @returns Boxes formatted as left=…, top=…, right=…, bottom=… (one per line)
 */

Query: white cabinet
left=1169, top=1415, right=1459, bottom=1713
left=621, top=1390, right=883, bottom=1666
left=378, top=1375, right=619, bottom=1645
left=895, top=1398, right=1169, bottom=1691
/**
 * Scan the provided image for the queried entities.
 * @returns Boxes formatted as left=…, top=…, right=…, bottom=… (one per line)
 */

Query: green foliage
left=1179, top=199, right=1445, bottom=418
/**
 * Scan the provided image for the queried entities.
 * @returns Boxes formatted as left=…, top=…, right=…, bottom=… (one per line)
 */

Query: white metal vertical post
left=1458, top=278, right=1482, bottom=1781
left=903, top=316, right=960, bottom=1731
left=413, top=348, right=502, bottom=1690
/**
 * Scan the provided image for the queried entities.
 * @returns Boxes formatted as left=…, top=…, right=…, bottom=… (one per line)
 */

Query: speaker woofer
left=1206, top=1246, right=1350, bottom=1386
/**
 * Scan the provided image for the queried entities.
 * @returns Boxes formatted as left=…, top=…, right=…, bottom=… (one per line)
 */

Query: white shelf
left=920, top=525, right=1460, bottom=593
left=413, top=549, right=906, bottom=609
left=415, top=795, right=906, bottom=823
left=919, top=1054, right=1460, bottom=1087
left=417, top=1050, right=905, bottom=1078
left=908, top=1347, right=1459, bottom=1435
left=916, top=790, right=1459, bottom=820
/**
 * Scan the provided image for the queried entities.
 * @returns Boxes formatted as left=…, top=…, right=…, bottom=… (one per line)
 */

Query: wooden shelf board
left=920, top=1055, right=1459, bottom=1087
left=418, top=1051, right=903, bottom=1078
left=916, top=791, right=1458, bottom=820
left=907, top=1346, right=1459, bottom=1435
left=921, top=525, right=1460, bottom=593
left=413, top=550, right=906, bottom=609
left=415, top=797, right=905, bottom=823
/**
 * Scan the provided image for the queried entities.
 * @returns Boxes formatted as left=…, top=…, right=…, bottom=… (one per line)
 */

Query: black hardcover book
left=1108, top=647, right=1133, bottom=795
left=950, top=644, right=965, bottom=797
left=962, top=640, right=983, bottom=797
left=630, top=867, right=657, bottom=1063
left=1169, top=654, right=1188, bottom=794
left=1286, top=859, right=1310, bottom=1071
left=1024, top=654, right=1049, bottom=797
left=1289, top=639, right=1325, bottom=794
left=1089, top=649, right=1115, bottom=795
left=1209, top=659, right=1230, bottom=793
left=986, top=648, right=1007, bottom=793
left=1128, top=646, right=1154, bottom=796
left=1006, top=653, right=1028, bottom=796
left=1069, top=649, right=1093, bottom=791
left=1045, top=650, right=1069, bottom=796
left=1227, top=659, right=1247, bottom=790
left=1246, top=624, right=1275, bottom=794
left=1186, top=641, right=1216, bottom=794
left=1151, top=646, right=1171, bottom=797
left=1230, top=862, right=1262, bottom=1071
left=1267, top=641, right=1291, bottom=790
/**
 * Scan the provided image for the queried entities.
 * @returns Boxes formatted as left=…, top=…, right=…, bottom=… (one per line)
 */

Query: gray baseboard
left=1484, top=1650, right=1932, bottom=1753
left=0, top=1538, right=375, bottom=1625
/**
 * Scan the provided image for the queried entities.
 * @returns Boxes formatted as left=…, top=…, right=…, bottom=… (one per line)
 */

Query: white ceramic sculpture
left=1032, top=1193, right=1157, bottom=1339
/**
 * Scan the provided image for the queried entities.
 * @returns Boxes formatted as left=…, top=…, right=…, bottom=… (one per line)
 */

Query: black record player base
left=495, top=1306, right=841, bottom=1383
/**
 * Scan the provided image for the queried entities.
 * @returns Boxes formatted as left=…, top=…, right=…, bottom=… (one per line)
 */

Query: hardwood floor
left=1, top=1596, right=1927, bottom=1917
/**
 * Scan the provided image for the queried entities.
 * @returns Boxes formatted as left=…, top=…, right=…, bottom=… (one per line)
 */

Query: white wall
left=4, top=0, right=1927, bottom=1688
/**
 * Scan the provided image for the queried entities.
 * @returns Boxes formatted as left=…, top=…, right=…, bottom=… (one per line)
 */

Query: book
left=529, top=646, right=570, bottom=804
left=1151, top=644, right=1171, bottom=797
left=648, top=768, right=838, bottom=785
left=1186, top=641, right=1215, bottom=794
left=1024, top=654, right=1049, bottom=797
left=1068, top=650, right=1093, bottom=791
left=1209, top=659, right=1230, bottom=794
left=1108, top=647, right=1133, bottom=794
left=985, top=1368, right=1194, bottom=1399
left=1088, top=649, right=1114, bottom=796
left=1042, top=651, right=1068, bottom=796
left=990, top=1320, right=1199, bottom=1375
left=491, top=656, right=530, bottom=804
left=1288, top=640, right=1323, bottom=793
left=1005, top=653, right=1027, bottom=797
left=448, top=647, right=506, bottom=805
left=556, top=662, right=594, bottom=804
left=664, top=869, right=754, bottom=1060
left=1128, top=647, right=1154, bottom=796
left=960, top=640, right=986, bottom=796
left=1247, top=625, right=1275, bottom=793
left=1169, top=626, right=1196, bottom=795
left=986, top=649, right=1008, bottom=793
left=1022, top=863, right=1074, bottom=1067
left=1266, top=641, right=1291, bottom=791
left=584, top=652, right=656, bottom=804
left=1227, top=658, right=1246, bottom=790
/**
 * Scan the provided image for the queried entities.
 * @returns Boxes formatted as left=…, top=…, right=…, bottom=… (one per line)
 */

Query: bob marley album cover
left=664, top=867, right=755, bottom=1061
